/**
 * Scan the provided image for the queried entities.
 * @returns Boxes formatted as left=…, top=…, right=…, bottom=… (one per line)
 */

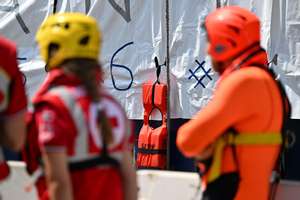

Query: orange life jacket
left=136, top=81, right=167, bottom=169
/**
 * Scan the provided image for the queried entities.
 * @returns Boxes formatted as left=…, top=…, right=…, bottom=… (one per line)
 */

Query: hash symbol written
left=188, top=60, right=212, bottom=88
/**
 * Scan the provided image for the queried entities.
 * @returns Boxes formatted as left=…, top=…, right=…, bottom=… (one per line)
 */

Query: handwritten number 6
left=110, top=42, right=134, bottom=91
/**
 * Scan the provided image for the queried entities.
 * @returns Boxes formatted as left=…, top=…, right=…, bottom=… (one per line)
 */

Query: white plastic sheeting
left=268, top=0, right=300, bottom=118
left=0, top=0, right=299, bottom=119
left=1, top=162, right=300, bottom=200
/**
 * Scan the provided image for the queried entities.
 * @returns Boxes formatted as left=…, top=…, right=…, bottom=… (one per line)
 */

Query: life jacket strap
left=137, top=148, right=167, bottom=155
left=208, top=132, right=282, bottom=183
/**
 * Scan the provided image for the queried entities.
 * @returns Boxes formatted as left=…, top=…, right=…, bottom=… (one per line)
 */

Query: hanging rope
left=85, top=0, right=91, bottom=14
left=216, top=0, right=221, bottom=8
left=53, top=0, right=58, bottom=13
left=165, top=0, right=171, bottom=170
left=154, top=56, right=166, bottom=84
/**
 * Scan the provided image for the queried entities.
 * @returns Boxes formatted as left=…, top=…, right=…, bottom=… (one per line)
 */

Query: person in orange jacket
left=177, top=6, right=290, bottom=200
left=31, top=13, right=137, bottom=200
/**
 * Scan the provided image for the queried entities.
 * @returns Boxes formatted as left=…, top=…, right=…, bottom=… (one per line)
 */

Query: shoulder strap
left=248, top=64, right=291, bottom=130
left=269, top=68, right=291, bottom=179
left=249, top=65, right=291, bottom=180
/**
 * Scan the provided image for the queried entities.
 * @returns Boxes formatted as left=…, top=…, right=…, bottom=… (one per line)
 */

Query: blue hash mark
left=110, top=41, right=134, bottom=91
left=188, top=60, right=212, bottom=88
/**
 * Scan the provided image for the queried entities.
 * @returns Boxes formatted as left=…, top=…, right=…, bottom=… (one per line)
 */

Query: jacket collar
left=32, top=69, right=81, bottom=103
left=218, top=45, right=268, bottom=84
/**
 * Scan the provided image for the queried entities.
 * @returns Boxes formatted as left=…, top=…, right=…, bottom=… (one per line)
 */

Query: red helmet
left=204, top=6, right=260, bottom=62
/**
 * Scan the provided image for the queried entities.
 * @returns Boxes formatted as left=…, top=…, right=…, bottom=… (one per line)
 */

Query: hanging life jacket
left=22, top=86, right=120, bottom=189
left=136, top=81, right=168, bottom=169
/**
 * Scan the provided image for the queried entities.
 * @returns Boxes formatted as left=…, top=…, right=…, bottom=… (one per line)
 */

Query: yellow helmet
left=36, top=13, right=101, bottom=69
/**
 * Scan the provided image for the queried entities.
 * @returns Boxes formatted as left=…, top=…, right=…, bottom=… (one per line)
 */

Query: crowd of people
left=0, top=6, right=290, bottom=200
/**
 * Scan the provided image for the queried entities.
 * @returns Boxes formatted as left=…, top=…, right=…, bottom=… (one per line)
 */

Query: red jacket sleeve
left=35, top=104, right=75, bottom=152
left=0, top=37, right=27, bottom=116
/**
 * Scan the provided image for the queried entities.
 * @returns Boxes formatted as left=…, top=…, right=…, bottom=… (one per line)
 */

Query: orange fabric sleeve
left=177, top=70, right=261, bottom=157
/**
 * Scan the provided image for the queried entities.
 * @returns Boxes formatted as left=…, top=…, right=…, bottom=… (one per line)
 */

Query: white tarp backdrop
left=0, top=0, right=299, bottom=119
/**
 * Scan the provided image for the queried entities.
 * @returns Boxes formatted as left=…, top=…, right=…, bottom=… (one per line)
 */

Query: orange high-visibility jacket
left=177, top=53, right=283, bottom=200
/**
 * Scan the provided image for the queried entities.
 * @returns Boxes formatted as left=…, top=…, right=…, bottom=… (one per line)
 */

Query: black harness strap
left=69, top=155, right=120, bottom=171
left=137, top=148, right=167, bottom=155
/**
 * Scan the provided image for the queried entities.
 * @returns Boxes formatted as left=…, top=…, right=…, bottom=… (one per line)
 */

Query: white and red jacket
left=30, top=69, right=133, bottom=200
left=0, top=36, right=27, bottom=181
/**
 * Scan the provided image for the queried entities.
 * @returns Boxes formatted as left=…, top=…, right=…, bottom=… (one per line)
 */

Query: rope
left=216, top=0, right=221, bottom=8
left=53, top=0, right=58, bottom=13
left=165, top=0, right=171, bottom=170
left=85, top=0, right=91, bottom=14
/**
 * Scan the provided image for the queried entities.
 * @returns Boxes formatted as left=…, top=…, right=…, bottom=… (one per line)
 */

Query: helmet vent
left=64, top=23, right=70, bottom=29
left=47, top=43, right=60, bottom=61
left=228, top=25, right=240, bottom=34
left=226, top=39, right=237, bottom=47
left=215, top=44, right=225, bottom=53
left=236, top=14, right=247, bottom=21
left=79, top=36, right=90, bottom=45
left=53, top=23, right=61, bottom=27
